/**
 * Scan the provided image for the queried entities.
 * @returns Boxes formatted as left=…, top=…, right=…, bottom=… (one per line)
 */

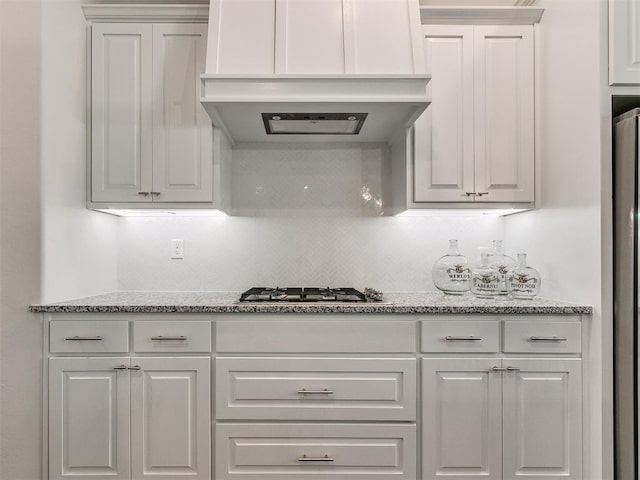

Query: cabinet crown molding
left=420, top=6, right=544, bottom=24
left=82, top=4, right=209, bottom=23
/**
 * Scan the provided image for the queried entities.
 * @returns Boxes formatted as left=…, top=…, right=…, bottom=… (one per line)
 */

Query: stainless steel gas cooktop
left=239, top=287, right=370, bottom=303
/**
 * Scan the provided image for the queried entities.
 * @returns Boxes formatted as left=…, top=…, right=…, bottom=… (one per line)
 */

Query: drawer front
left=216, top=357, right=416, bottom=421
left=50, top=321, right=129, bottom=353
left=421, top=320, right=500, bottom=353
left=216, top=423, right=417, bottom=480
left=216, top=320, right=416, bottom=353
left=132, top=321, right=211, bottom=353
left=503, top=319, right=582, bottom=353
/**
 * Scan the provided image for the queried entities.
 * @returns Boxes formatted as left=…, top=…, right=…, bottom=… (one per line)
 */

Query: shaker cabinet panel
left=208, top=0, right=276, bottom=74
left=152, top=24, right=212, bottom=202
left=49, top=358, right=131, bottom=480
left=413, top=24, right=534, bottom=205
left=502, top=358, right=582, bottom=480
left=130, top=357, right=211, bottom=480
left=414, top=26, right=474, bottom=202
left=422, top=358, right=502, bottom=480
left=275, top=0, right=345, bottom=74
left=89, top=21, right=216, bottom=207
left=345, top=0, right=424, bottom=74
left=216, top=357, right=416, bottom=421
left=91, top=23, right=153, bottom=203
left=610, top=0, right=640, bottom=84
left=473, top=26, right=534, bottom=203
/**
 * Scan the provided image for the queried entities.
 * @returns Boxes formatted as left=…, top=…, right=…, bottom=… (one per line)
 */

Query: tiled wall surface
left=118, top=215, right=504, bottom=292
left=118, top=143, right=506, bottom=292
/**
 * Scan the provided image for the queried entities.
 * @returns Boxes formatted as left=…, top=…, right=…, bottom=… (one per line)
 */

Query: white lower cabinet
left=48, top=356, right=210, bottom=480
left=215, top=423, right=417, bottom=480
left=422, top=357, right=582, bottom=480
left=49, top=357, right=131, bottom=480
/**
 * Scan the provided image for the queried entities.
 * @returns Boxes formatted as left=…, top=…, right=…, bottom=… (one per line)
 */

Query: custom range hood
left=200, top=0, right=430, bottom=144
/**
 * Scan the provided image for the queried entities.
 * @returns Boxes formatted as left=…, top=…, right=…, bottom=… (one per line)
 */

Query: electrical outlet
left=171, top=239, right=184, bottom=259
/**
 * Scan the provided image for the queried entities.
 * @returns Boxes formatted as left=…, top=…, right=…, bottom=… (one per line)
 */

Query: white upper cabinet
left=610, top=0, right=640, bottom=84
left=207, top=0, right=425, bottom=75
left=85, top=6, right=223, bottom=209
left=414, top=26, right=475, bottom=202
left=412, top=17, right=536, bottom=205
left=152, top=24, right=213, bottom=203
left=91, top=24, right=153, bottom=203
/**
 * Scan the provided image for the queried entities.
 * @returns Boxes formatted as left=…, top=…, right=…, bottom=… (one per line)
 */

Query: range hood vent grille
left=261, top=113, right=368, bottom=135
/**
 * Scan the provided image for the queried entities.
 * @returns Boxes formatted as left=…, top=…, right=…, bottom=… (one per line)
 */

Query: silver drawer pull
left=151, top=335, right=187, bottom=341
left=491, top=366, right=507, bottom=372
left=128, top=365, right=141, bottom=370
left=506, top=366, right=521, bottom=372
left=65, top=336, right=103, bottom=341
left=445, top=336, right=482, bottom=341
left=298, top=454, right=334, bottom=462
left=529, top=336, right=567, bottom=342
left=113, top=365, right=128, bottom=370
left=298, top=388, right=334, bottom=395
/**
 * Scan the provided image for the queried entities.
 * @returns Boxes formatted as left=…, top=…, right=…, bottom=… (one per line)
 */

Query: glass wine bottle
left=488, top=240, right=517, bottom=295
left=506, top=253, right=542, bottom=299
left=471, top=252, right=501, bottom=298
left=432, top=240, right=471, bottom=295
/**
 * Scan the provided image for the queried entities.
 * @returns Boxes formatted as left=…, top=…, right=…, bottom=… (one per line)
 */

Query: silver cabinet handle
left=298, top=388, right=334, bottom=395
left=298, top=455, right=334, bottom=462
left=529, top=336, right=567, bottom=342
left=128, top=365, right=141, bottom=370
left=151, top=335, right=187, bottom=341
left=65, top=336, right=103, bottom=341
left=506, top=366, right=521, bottom=371
left=491, top=366, right=507, bottom=372
left=445, top=335, right=482, bottom=341
left=137, top=191, right=150, bottom=196
left=113, top=365, right=128, bottom=370
left=150, top=191, right=161, bottom=196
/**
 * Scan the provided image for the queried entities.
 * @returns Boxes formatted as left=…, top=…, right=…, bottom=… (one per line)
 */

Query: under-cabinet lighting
left=94, top=209, right=228, bottom=218
left=395, top=209, right=530, bottom=217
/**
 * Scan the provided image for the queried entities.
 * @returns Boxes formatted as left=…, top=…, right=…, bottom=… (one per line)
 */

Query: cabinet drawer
left=216, top=423, right=416, bottom=480
left=216, top=357, right=416, bottom=421
left=132, top=321, right=211, bottom=353
left=50, top=321, right=129, bottom=353
left=216, top=320, right=416, bottom=353
left=503, top=319, right=581, bottom=353
left=421, top=320, right=500, bottom=353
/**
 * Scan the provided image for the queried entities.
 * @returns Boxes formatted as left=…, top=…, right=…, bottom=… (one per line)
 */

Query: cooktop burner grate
left=239, top=287, right=368, bottom=303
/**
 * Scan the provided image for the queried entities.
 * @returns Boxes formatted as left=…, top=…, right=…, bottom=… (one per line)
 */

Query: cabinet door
left=610, top=0, right=640, bottom=84
left=473, top=26, right=534, bottom=203
left=91, top=23, right=153, bottom=203
left=152, top=24, right=213, bottom=203
left=414, top=26, right=474, bottom=202
left=422, top=358, right=502, bottom=480
left=130, top=356, right=211, bottom=480
left=49, top=358, right=130, bottom=480
left=502, top=358, right=582, bottom=480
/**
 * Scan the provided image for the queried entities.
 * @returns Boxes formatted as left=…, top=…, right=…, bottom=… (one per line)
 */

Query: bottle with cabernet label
left=432, top=239, right=471, bottom=295
left=488, top=240, right=517, bottom=295
left=471, top=252, right=501, bottom=298
left=506, top=253, right=541, bottom=299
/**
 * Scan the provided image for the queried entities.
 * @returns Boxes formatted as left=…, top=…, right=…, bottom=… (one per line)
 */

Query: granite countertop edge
left=29, top=292, right=593, bottom=315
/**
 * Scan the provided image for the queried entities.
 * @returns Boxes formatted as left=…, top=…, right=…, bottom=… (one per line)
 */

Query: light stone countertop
left=29, top=291, right=592, bottom=315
